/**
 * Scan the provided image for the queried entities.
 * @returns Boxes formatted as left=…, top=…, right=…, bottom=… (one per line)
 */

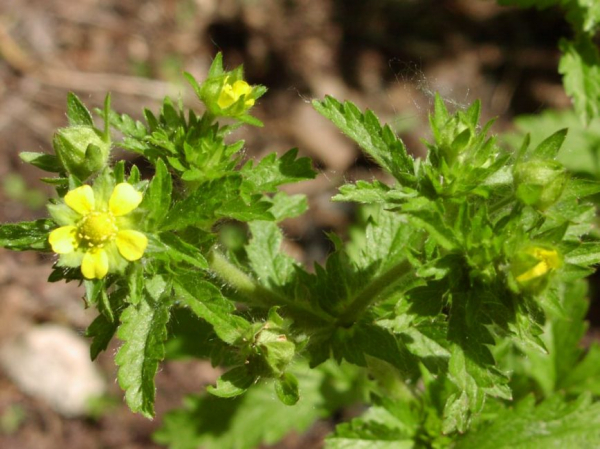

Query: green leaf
left=312, top=96, right=414, bottom=183
left=140, top=158, right=172, bottom=230
left=162, top=176, right=273, bottom=230
left=334, top=180, right=392, bottom=204
left=102, top=92, right=111, bottom=138
left=0, top=220, right=53, bottom=251
left=174, top=277, right=251, bottom=345
left=86, top=313, right=119, bottom=361
left=154, top=362, right=365, bottom=449
left=562, top=343, right=600, bottom=396
left=347, top=206, right=418, bottom=274
left=508, top=108, right=600, bottom=176
left=115, top=294, right=170, bottom=418
left=152, top=232, right=209, bottom=269
left=325, top=395, right=417, bottom=449
left=19, top=152, right=63, bottom=172
left=529, top=128, right=567, bottom=160
left=564, top=242, right=600, bottom=266
left=247, top=221, right=297, bottom=290
left=332, top=323, right=419, bottom=378
left=268, top=192, right=308, bottom=221
left=456, top=394, right=600, bottom=449
left=241, top=148, right=316, bottom=193
left=274, top=373, right=300, bottom=405
left=66, top=92, right=94, bottom=127
left=334, top=180, right=417, bottom=205
left=559, top=36, right=600, bottom=123
left=506, top=281, right=590, bottom=398
left=207, top=366, right=255, bottom=398
left=402, top=198, right=459, bottom=250
left=208, top=52, right=224, bottom=78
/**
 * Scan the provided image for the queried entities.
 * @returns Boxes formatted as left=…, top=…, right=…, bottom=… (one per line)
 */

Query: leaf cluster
left=1, top=52, right=600, bottom=449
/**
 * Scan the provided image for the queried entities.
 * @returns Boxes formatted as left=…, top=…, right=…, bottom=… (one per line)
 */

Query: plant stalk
left=337, top=259, right=413, bottom=327
left=208, top=249, right=333, bottom=323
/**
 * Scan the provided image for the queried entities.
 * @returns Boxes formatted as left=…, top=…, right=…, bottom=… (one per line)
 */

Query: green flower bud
left=254, top=327, right=296, bottom=378
left=514, top=159, right=568, bottom=210
left=53, top=126, right=110, bottom=180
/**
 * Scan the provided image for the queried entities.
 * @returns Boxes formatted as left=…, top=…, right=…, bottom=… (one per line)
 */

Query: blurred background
left=0, top=0, right=584, bottom=447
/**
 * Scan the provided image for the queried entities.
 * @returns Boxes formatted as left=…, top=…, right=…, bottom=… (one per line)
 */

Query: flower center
left=78, top=212, right=117, bottom=248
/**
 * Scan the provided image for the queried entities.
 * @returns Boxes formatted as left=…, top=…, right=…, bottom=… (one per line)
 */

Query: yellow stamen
left=78, top=212, right=117, bottom=248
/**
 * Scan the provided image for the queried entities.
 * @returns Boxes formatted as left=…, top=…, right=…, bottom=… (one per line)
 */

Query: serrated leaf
left=0, top=219, right=53, bottom=251
left=115, top=295, right=170, bottom=418
left=241, top=148, right=316, bottom=193
left=247, top=221, right=297, bottom=289
left=347, top=206, right=418, bottom=275
left=325, top=395, right=417, bottom=449
left=154, top=232, right=209, bottom=269
left=154, top=362, right=364, bottom=449
left=456, top=394, right=600, bottom=449
left=163, top=176, right=273, bottom=230
left=402, top=198, right=459, bottom=250
left=562, top=343, right=600, bottom=395
left=313, top=96, right=414, bottom=183
left=509, top=108, right=600, bottom=176
left=332, top=323, right=419, bottom=378
left=564, top=242, right=600, bottom=266
left=141, top=158, right=172, bottom=230
left=507, top=281, right=589, bottom=398
left=559, top=36, right=600, bottom=123
left=268, top=192, right=308, bottom=221
left=67, top=92, right=94, bottom=127
left=174, top=277, right=251, bottom=344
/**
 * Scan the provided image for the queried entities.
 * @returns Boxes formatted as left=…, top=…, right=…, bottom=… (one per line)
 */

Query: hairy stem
left=337, top=259, right=413, bottom=327
left=208, top=249, right=333, bottom=323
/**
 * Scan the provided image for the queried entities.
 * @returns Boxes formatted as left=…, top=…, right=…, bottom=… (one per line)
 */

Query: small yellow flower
left=49, top=183, right=148, bottom=279
left=516, top=247, right=561, bottom=283
left=217, top=78, right=255, bottom=110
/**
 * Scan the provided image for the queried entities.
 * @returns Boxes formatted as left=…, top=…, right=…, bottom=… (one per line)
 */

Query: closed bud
left=53, top=126, right=110, bottom=180
left=254, top=328, right=295, bottom=378
left=514, top=159, right=567, bottom=210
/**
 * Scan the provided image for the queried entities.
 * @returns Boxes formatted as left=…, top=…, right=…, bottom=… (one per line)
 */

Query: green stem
left=208, top=249, right=333, bottom=323
left=337, top=259, right=413, bottom=327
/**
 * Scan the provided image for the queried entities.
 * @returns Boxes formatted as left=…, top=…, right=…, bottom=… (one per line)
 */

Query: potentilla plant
left=3, top=53, right=600, bottom=448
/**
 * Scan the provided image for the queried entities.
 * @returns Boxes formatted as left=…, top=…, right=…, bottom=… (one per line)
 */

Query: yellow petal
left=65, top=185, right=95, bottom=215
left=48, top=226, right=77, bottom=254
left=516, top=261, right=548, bottom=283
left=232, top=80, right=252, bottom=96
left=81, top=249, right=109, bottom=279
left=531, top=247, right=561, bottom=270
left=218, top=83, right=236, bottom=109
left=109, top=183, right=143, bottom=216
left=116, top=230, right=148, bottom=261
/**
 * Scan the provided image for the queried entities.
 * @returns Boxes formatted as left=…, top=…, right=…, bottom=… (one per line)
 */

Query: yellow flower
left=516, top=247, right=561, bottom=283
left=48, top=183, right=148, bottom=279
left=217, top=78, right=255, bottom=110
